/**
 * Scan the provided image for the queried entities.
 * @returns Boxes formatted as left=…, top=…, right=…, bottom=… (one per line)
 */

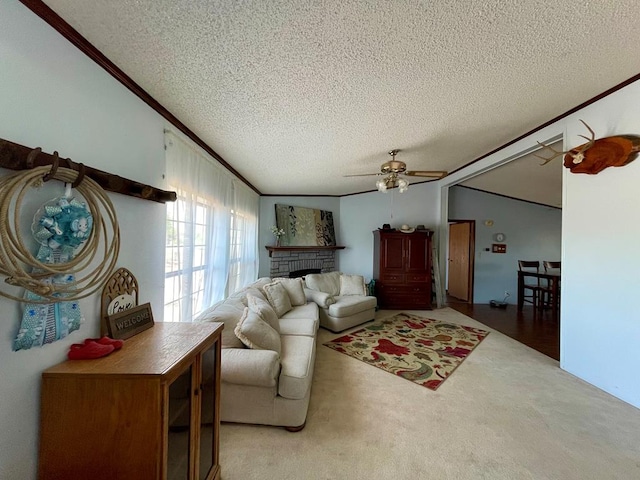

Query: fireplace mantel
left=265, top=245, right=345, bottom=257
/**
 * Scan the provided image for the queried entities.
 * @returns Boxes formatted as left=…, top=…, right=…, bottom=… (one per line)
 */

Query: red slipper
left=68, top=342, right=114, bottom=360
left=84, top=336, right=124, bottom=350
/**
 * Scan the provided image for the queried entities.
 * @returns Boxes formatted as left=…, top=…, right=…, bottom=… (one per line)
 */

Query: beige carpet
left=219, top=308, right=640, bottom=480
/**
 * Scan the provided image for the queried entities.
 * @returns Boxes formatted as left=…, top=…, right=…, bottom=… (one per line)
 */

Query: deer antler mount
left=535, top=120, right=640, bottom=174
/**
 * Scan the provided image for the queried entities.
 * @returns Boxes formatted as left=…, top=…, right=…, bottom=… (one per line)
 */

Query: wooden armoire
left=373, top=229, right=433, bottom=309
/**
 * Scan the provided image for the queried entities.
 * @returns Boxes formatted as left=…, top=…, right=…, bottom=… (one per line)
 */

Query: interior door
left=448, top=221, right=474, bottom=302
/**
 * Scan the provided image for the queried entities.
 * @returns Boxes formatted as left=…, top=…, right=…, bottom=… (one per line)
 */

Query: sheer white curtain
left=229, top=178, right=260, bottom=294
left=164, top=130, right=259, bottom=322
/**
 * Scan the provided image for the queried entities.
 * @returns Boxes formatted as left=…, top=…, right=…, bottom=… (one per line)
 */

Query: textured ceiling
left=41, top=0, right=640, bottom=197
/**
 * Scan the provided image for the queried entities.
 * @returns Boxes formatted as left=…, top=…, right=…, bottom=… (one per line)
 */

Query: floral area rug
left=323, top=312, right=489, bottom=390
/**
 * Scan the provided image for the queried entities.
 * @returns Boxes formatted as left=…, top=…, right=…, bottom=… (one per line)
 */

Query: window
left=164, top=195, right=210, bottom=322
left=163, top=130, right=259, bottom=322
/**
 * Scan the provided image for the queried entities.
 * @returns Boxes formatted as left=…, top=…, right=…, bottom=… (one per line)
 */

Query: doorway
left=439, top=133, right=563, bottom=359
left=447, top=220, right=475, bottom=303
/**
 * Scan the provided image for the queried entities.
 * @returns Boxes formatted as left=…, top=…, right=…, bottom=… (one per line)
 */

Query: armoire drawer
left=380, top=273, right=404, bottom=284
left=376, top=283, right=428, bottom=295
left=406, top=273, right=429, bottom=283
left=377, top=294, right=431, bottom=309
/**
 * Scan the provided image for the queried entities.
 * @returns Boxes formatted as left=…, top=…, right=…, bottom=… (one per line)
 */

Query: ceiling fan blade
left=404, top=170, right=448, bottom=178
left=343, top=173, right=383, bottom=177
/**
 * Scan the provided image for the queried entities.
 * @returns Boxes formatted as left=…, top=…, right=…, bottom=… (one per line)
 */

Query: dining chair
left=543, top=261, right=561, bottom=272
left=518, top=260, right=547, bottom=314
left=543, top=261, right=561, bottom=309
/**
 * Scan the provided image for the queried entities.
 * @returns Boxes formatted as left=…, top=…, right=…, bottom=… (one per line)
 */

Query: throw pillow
left=340, top=274, right=367, bottom=296
left=303, top=288, right=336, bottom=308
left=234, top=307, right=281, bottom=354
left=247, top=293, right=280, bottom=333
left=230, top=286, right=267, bottom=305
left=304, top=271, right=342, bottom=296
left=263, top=281, right=293, bottom=317
left=193, top=297, right=246, bottom=349
left=272, top=277, right=306, bottom=306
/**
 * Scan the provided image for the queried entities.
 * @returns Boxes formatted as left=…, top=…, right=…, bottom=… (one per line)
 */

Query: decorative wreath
left=32, top=197, right=93, bottom=250
left=0, top=164, right=120, bottom=303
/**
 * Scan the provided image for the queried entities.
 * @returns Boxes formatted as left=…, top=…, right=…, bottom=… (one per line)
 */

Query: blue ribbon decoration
left=13, top=196, right=93, bottom=351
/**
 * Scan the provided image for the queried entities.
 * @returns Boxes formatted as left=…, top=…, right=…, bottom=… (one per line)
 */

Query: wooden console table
left=38, top=322, right=223, bottom=480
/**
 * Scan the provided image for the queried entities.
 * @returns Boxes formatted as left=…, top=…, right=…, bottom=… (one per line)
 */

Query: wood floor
left=447, top=298, right=560, bottom=361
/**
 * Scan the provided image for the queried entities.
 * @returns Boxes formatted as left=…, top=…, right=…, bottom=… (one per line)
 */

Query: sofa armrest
left=221, top=348, right=280, bottom=387
left=304, top=287, right=336, bottom=308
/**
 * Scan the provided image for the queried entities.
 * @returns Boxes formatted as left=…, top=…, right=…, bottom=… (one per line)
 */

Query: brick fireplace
left=267, top=246, right=343, bottom=278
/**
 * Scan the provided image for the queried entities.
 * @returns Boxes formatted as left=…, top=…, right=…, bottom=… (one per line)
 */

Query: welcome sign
left=107, top=302, right=154, bottom=340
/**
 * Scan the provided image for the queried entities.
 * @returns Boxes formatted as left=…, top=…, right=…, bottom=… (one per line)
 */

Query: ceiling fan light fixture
left=386, top=176, right=395, bottom=189
left=349, top=148, right=444, bottom=193
left=376, top=178, right=388, bottom=192
left=376, top=173, right=409, bottom=193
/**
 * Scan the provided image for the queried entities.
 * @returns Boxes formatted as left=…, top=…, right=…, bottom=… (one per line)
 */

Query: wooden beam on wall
left=0, top=138, right=176, bottom=204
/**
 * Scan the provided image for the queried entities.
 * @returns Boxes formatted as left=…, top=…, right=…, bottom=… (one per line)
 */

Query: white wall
left=449, top=187, right=562, bottom=304
left=339, top=182, right=441, bottom=280
left=0, top=3, right=166, bottom=478
left=560, top=87, right=640, bottom=408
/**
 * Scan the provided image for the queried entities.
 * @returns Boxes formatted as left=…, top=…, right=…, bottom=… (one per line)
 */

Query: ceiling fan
left=345, top=149, right=447, bottom=192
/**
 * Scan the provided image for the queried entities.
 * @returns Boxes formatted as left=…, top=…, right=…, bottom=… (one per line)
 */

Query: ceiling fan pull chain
left=390, top=187, right=394, bottom=220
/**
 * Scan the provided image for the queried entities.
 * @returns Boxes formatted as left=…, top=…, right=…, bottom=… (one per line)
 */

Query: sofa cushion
left=263, top=281, right=293, bottom=317
left=279, top=303, right=319, bottom=336
left=229, top=285, right=268, bottom=305
left=304, top=288, right=336, bottom=308
left=304, top=271, right=341, bottom=296
left=278, top=335, right=316, bottom=400
left=252, top=277, right=274, bottom=290
left=280, top=302, right=319, bottom=321
left=278, top=318, right=317, bottom=337
left=220, top=348, right=280, bottom=387
left=273, top=277, right=306, bottom=306
left=227, top=277, right=269, bottom=299
left=194, top=297, right=246, bottom=349
left=340, top=274, right=367, bottom=296
left=247, top=293, right=280, bottom=333
left=234, top=307, right=281, bottom=354
left=328, top=295, right=378, bottom=317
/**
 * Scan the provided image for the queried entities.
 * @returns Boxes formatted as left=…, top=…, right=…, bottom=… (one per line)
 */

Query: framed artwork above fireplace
left=275, top=204, right=336, bottom=246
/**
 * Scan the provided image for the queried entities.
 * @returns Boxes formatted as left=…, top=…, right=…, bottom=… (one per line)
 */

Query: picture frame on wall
left=275, top=204, right=336, bottom=246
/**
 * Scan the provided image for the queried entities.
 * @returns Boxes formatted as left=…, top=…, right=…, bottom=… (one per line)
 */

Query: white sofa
left=193, top=272, right=375, bottom=431
left=303, top=271, right=377, bottom=332
left=195, top=277, right=319, bottom=431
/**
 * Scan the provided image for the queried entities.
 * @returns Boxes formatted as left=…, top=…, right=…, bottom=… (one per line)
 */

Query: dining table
left=517, top=270, right=561, bottom=317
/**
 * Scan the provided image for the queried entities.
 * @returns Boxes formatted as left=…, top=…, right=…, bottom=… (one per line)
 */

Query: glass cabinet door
left=199, top=344, right=219, bottom=479
left=167, top=364, right=193, bottom=480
